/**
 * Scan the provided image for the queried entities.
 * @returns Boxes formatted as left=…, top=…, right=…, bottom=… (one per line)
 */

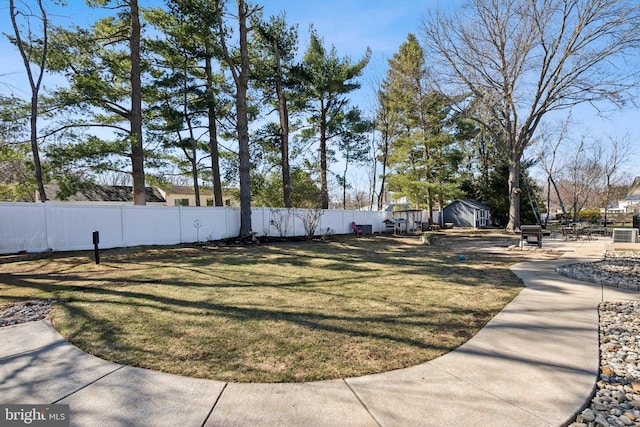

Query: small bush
left=578, top=209, right=601, bottom=223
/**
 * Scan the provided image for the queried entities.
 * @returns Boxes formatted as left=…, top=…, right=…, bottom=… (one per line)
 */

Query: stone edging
left=556, top=259, right=640, bottom=292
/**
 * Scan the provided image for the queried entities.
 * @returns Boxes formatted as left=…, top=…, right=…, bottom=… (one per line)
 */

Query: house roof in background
left=43, top=183, right=166, bottom=203
left=384, top=203, right=410, bottom=212
left=627, top=177, right=640, bottom=197
left=166, top=185, right=213, bottom=196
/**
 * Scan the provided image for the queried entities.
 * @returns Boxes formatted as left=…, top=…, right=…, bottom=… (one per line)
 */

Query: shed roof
left=445, top=199, right=491, bottom=211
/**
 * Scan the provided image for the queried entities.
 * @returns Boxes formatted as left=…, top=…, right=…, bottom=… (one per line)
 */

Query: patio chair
left=351, top=222, right=363, bottom=235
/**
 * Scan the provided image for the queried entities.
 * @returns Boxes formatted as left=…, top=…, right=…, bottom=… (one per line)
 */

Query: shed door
left=475, top=210, right=488, bottom=227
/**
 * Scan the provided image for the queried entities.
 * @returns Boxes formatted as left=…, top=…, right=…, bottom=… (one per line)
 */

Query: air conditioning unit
left=612, top=228, right=639, bottom=243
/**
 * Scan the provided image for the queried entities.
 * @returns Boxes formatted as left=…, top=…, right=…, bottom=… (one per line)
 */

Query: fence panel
left=222, top=207, right=241, bottom=239
left=123, top=206, right=181, bottom=247
left=252, top=208, right=270, bottom=237
left=0, top=202, right=47, bottom=252
left=179, top=207, right=233, bottom=243
left=319, top=210, right=347, bottom=235
left=47, top=204, right=124, bottom=251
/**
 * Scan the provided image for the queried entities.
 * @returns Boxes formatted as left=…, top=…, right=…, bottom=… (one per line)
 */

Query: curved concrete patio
left=1, top=238, right=638, bottom=426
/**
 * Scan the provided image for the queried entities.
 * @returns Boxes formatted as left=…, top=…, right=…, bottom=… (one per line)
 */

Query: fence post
left=44, top=202, right=52, bottom=250
left=120, top=205, right=127, bottom=248
left=178, top=205, right=183, bottom=243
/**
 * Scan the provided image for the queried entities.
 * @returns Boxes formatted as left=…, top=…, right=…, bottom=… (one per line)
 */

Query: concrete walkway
left=2, top=238, right=639, bottom=426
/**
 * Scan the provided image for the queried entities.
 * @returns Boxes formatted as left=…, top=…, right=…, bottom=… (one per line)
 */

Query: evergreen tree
left=145, top=3, right=230, bottom=206
left=154, top=0, right=230, bottom=206
left=299, top=28, right=370, bottom=209
left=374, top=77, right=401, bottom=210
left=251, top=12, right=299, bottom=208
left=214, top=0, right=260, bottom=237
left=0, top=95, right=34, bottom=201
left=334, top=108, right=372, bottom=209
left=45, top=2, right=150, bottom=202
left=252, top=167, right=321, bottom=208
left=383, top=34, right=462, bottom=221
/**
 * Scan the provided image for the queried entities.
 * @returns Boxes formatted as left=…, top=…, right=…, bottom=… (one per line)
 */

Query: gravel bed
left=565, top=249, right=640, bottom=427
left=558, top=250, right=640, bottom=291
left=0, top=299, right=54, bottom=327
left=570, top=301, right=640, bottom=427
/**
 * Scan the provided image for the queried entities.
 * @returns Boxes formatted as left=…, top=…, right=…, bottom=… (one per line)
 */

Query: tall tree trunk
left=319, top=102, right=329, bottom=209
left=236, top=1, right=252, bottom=236
left=214, top=0, right=254, bottom=235
left=377, top=137, right=388, bottom=211
left=274, top=40, right=292, bottom=208
left=130, top=0, right=146, bottom=205
left=507, top=152, right=521, bottom=231
left=237, top=86, right=252, bottom=234
left=549, top=176, right=568, bottom=224
left=30, top=99, right=46, bottom=202
left=189, top=133, right=200, bottom=206
left=545, top=177, right=551, bottom=227
left=423, top=142, right=433, bottom=224
left=205, top=47, right=223, bottom=206
left=181, top=58, right=200, bottom=207
left=191, top=156, right=200, bottom=206
left=10, top=0, right=47, bottom=203
left=342, top=151, right=349, bottom=210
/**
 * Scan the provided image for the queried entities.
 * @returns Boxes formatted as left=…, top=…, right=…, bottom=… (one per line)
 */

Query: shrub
left=578, top=209, right=601, bottom=223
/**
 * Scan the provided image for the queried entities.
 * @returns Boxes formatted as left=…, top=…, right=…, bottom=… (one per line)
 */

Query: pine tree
left=383, top=34, right=462, bottom=221
left=299, top=29, right=370, bottom=209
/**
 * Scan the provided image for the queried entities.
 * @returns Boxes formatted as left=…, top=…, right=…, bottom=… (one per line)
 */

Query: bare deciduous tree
left=9, top=0, right=49, bottom=203
left=422, top=0, right=640, bottom=231
left=599, top=134, right=633, bottom=225
left=565, top=137, right=603, bottom=221
left=535, top=118, right=633, bottom=225
left=532, top=115, right=572, bottom=225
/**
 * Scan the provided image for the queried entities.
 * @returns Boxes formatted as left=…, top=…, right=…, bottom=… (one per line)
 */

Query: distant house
left=36, top=183, right=241, bottom=207
left=605, top=196, right=640, bottom=214
left=37, top=183, right=166, bottom=205
left=158, top=186, right=238, bottom=207
left=443, top=199, right=491, bottom=228
left=602, top=177, right=640, bottom=215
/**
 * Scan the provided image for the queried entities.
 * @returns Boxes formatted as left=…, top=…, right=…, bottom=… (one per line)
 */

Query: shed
left=391, top=209, right=423, bottom=233
left=443, top=199, right=491, bottom=228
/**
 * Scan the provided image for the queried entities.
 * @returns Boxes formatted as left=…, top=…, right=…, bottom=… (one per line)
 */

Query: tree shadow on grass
left=1, top=232, right=562, bottom=382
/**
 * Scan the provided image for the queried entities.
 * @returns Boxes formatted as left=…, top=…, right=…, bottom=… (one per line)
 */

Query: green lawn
left=0, top=230, right=552, bottom=382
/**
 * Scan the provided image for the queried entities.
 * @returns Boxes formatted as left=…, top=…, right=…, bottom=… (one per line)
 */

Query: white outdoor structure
left=0, top=202, right=391, bottom=255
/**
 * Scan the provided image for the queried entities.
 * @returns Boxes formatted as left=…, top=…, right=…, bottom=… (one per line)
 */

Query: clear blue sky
left=1, top=0, right=639, bottom=181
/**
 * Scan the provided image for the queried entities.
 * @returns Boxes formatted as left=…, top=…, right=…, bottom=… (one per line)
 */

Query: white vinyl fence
left=0, top=202, right=391, bottom=254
